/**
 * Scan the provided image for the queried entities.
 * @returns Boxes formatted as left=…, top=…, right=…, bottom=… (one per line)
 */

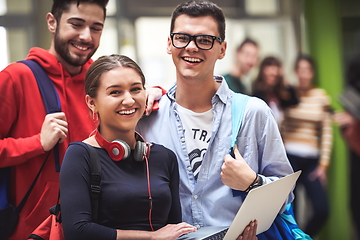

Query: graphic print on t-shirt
left=176, top=104, right=213, bottom=179
left=189, top=148, right=207, bottom=178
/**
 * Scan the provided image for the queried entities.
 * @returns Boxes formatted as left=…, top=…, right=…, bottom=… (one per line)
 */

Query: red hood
left=25, top=47, right=93, bottom=83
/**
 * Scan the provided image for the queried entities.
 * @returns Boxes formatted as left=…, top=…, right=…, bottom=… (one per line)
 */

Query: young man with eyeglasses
left=137, top=1, right=295, bottom=239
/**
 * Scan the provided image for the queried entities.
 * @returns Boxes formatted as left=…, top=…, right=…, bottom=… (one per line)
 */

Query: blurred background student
left=333, top=53, right=360, bottom=239
left=252, top=56, right=298, bottom=125
left=223, top=38, right=259, bottom=95
left=281, top=54, right=332, bottom=238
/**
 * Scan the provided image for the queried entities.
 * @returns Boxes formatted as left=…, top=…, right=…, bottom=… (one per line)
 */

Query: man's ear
left=166, top=37, right=172, bottom=55
left=218, top=40, right=227, bottom=60
left=46, top=12, right=57, bottom=33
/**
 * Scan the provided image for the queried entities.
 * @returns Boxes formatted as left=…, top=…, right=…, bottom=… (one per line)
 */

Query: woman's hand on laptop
left=151, top=222, right=197, bottom=240
left=236, top=220, right=258, bottom=240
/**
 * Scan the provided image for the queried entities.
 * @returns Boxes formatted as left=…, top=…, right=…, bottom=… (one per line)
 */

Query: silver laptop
left=178, top=171, right=301, bottom=240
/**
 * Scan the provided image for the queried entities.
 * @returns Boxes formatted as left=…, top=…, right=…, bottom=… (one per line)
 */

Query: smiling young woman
left=59, top=54, right=196, bottom=240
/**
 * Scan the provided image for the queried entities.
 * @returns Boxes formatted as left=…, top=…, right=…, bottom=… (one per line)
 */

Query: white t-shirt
left=176, top=103, right=213, bottom=178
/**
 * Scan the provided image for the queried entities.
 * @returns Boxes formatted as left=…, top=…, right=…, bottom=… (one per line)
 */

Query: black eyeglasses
left=170, top=33, right=223, bottom=50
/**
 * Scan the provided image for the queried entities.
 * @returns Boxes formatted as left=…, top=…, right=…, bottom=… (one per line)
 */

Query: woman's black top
left=60, top=142, right=181, bottom=240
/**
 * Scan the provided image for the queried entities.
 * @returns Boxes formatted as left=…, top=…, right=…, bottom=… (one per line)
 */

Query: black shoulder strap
left=74, top=142, right=101, bottom=222
left=18, top=60, right=61, bottom=114
left=18, top=60, right=62, bottom=172
left=87, top=144, right=101, bottom=222
left=15, top=60, right=63, bottom=214
left=17, top=151, right=52, bottom=214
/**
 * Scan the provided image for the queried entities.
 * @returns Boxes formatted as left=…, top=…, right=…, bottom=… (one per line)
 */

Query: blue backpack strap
left=18, top=60, right=62, bottom=172
left=231, top=93, right=250, bottom=148
left=0, top=168, right=11, bottom=209
left=230, top=93, right=249, bottom=197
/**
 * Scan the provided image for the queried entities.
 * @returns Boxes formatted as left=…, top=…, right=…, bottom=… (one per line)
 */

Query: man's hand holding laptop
left=236, top=221, right=258, bottom=240
left=221, top=147, right=259, bottom=239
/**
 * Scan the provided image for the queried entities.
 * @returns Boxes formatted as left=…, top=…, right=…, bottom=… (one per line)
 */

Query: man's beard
left=54, top=29, right=97, bottom=67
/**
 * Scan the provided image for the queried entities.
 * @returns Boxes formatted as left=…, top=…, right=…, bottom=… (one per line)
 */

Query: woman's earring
left=93, top=111, right=99, bottom=122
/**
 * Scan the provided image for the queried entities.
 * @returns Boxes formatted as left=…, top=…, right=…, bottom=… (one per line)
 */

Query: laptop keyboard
left=203, top=228, right=228, bottom=240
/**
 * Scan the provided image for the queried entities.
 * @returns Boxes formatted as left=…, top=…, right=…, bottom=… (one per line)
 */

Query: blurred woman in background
left=252, top=56, right=298, bottom=125
left=281, top=54, right=332, bottom=238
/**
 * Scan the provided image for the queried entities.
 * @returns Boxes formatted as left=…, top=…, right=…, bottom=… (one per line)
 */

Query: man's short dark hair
left=236, top=38, right=258, bottom=52
left=51, top=0, right=109, bottom=22
left=170, top=1, right=226, bottom=41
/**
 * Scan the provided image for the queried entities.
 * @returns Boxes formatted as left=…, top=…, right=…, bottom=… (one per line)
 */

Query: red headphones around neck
left=94, top=129, right=154, bottom=230
left=94, top=130, right=150, bottom=162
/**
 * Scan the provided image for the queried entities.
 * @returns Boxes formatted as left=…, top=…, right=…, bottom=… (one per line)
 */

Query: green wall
left=304, top=0, right=352, bottom=239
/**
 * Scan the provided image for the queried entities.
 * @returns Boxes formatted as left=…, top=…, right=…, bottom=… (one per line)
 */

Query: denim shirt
left=136, top=77, right=294, bottom=228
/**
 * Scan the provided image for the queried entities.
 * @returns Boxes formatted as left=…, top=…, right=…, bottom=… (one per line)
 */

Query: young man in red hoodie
left=0, top=0, right=108, bottom=239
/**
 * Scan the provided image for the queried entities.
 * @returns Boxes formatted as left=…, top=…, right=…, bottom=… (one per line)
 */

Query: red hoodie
left=0, top=47, right=97, bottom=239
